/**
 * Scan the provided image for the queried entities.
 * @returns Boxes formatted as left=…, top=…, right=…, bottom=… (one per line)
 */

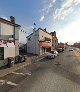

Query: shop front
left=0, top=39, right=15, bottom=67
left=39, top=42, right=51, bottom=55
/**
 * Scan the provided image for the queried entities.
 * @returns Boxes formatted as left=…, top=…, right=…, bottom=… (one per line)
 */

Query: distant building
left=27, top=28, right=52, bottom=55
left=73, top=42, right=80, bottom=48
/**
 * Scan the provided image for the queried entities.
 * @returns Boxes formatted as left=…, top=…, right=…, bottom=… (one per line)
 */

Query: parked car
left=47, top=50, right=58, bottom=59
left=69, top=49, right=73, bottom=51
left=57, top=48, right=64, bottom=52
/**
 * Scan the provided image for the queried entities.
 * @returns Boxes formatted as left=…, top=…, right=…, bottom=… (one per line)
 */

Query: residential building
left=50, top=31, right=58, bottom=50
left=27, top=28, right=52, bottom=55
left=0, top=16, right=21, bottom=67
left=19, top=30, right=27, bottom=45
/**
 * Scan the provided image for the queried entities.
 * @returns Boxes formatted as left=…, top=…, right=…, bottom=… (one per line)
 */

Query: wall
left=27, top=30, right=40, bottom=55
left=35, top=30, right=39, bottom=54
left=4, top=47, right=15, bottom=59
left=15, top=27, right=20, bottom=40
left=39, top=29, right=52, bottom=47
left=15, top=40, right=19, bottom=56
left=0, top=22, right=14, bottom=35
left=15, top=27, right=20, bottom=56
left=19, top=30, right=27, bottom=45
left=27, top=33, right=35, bottom=54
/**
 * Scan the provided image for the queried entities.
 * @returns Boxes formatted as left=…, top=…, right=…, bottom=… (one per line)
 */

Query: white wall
left=15, top=27, right=20, bottom=56
left=4, top=47, right=15, bottom=59
left=39, top=29, right=52, bottom=47
left=19, top=30, right=27, bottom=44
left=15, top=27, right=20, bottom=40
left=27, top=33, right=35, bottom=54
left=0, top=22, right=14, bottom=35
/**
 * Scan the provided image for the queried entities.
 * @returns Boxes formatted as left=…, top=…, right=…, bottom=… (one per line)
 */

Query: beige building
left=50, top=31, right=58, bottom=50
left=27, top=28, right=52, bottom=55
left=0, top=17, right=21, bottom=67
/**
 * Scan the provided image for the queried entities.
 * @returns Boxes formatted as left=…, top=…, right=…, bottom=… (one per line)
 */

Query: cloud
left=57, top=20, right=80, bottom=43
left=52, top=0, right=56, bottom=3
left=40, top=0, right=56, bottom=22
left=74, top=0, right=80, bottom=5
left=40, top=16, right=45, bottom=21
left=53, top=0, right=80, bottom=20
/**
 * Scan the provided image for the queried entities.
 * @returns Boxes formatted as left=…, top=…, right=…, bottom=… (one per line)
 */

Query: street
left=0, top=47, right=80, bottom=92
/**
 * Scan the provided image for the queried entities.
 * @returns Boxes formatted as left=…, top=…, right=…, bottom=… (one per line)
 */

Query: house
left=50, top=31, right=58, bottom=50
left=19, top=30, right=27, bottom=45
left=0, top=16, right=21, bottom=67
left=27, top=28, right=52, bottom=55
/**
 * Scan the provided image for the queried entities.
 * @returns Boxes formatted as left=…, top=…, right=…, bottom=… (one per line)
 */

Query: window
left=0, top=47, right=4, bottom=60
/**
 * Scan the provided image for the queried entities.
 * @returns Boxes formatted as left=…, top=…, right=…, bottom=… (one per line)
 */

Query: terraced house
left=0, top=16, right=21, bottom=67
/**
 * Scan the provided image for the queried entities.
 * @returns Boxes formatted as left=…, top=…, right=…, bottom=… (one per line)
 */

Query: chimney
left=10, top=16, right=15, bottom=23
left=44, top=28, right=46, bottom=31
left=50, top=31, right=56, bottom=37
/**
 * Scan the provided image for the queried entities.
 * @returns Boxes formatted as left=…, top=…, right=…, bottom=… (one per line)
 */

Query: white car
left=47, top=50, right=58, bottom=59
left=69, top=49, right=73, bottom=51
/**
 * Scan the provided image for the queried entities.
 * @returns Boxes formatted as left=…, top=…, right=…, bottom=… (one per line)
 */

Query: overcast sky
left=0, top=0, right=80, bottom=44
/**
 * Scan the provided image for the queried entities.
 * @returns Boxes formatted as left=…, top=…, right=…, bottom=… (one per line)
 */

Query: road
left=0, top=47, right=80, bottom=92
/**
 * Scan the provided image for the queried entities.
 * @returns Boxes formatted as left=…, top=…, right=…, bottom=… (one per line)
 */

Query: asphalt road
left=0, top=47, right=80, bottom=92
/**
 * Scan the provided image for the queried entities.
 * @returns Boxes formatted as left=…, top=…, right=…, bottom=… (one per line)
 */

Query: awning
left=39, top=42, right=51, bottom=48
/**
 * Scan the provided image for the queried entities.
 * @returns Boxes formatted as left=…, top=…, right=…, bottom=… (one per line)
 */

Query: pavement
left=0, top=56, right=31, bottom=78
left=0, top=54, right=46, bottom=78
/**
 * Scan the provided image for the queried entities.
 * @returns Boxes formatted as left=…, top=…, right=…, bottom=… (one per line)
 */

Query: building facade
left=0, top=17, right=21, bottom=67
left=27, top=28, right=52, bottom=55
left=50, top=31, right=58, bottom=50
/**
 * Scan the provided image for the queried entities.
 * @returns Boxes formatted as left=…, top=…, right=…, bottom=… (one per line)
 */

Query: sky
left=0, top=0, right=80, bottom=44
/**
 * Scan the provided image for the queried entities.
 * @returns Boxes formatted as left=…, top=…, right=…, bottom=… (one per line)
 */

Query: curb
left=0, top=60, right=31, bottom=78
left=0, top=54, right=46, bottom=78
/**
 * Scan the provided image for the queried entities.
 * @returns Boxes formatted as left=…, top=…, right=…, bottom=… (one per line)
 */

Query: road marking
left=0, top=80, right=18, bottom=86
left=7, top=81, right=18, bottom=86
left=12, top=72, right=31, bottom=76
left=0, top=80, right=5, bottom=85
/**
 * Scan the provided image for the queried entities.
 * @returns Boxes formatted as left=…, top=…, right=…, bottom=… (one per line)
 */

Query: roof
left=26, top=27, right=52, bottom=38
left=0, top=18, right=21, bottom=27
left=26, top=33, right=33, bottom=38
left=37, top=28, right=51, bottom=35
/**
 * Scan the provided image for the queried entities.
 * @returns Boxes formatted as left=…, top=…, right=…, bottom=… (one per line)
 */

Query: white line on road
left=12, top=72, right=31, bottom=76
left=7, top=81, right=18, bottom=86
left=0, top=80, right=18, bottom=86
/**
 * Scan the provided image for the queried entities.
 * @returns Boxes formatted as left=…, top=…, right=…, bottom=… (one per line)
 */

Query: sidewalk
left=0, top=54, right=46, bottom=78
left=0, top=57, right=31, bottom=78
left=75, top=48, right=80, bottom=53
